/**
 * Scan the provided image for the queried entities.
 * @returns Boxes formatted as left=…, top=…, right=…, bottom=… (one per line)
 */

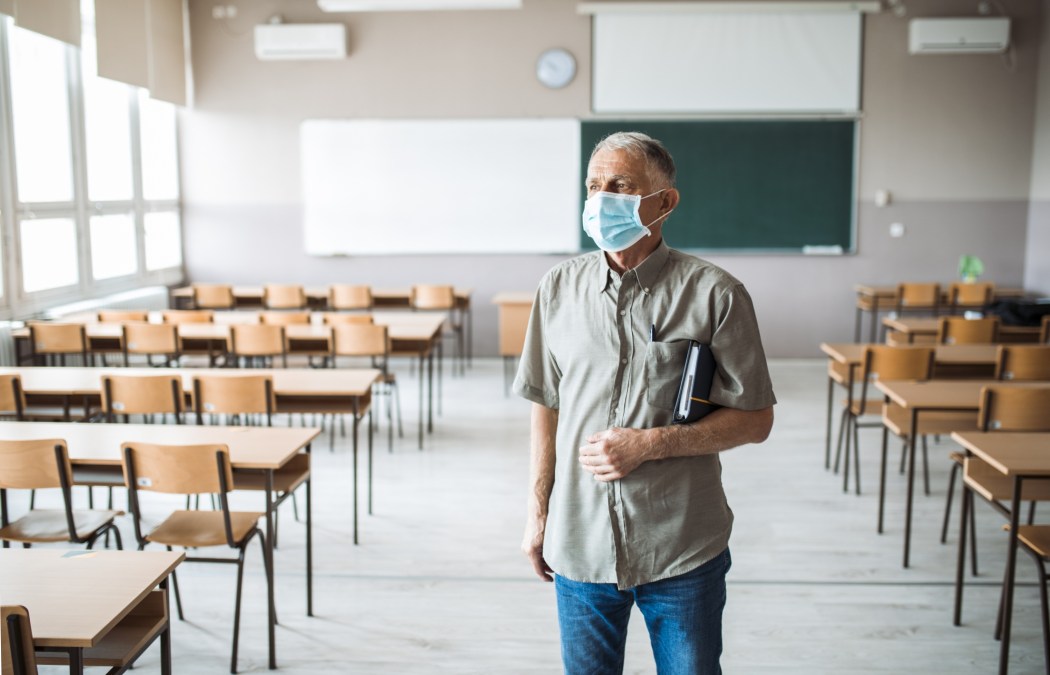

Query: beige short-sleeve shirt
left=514, top=239, right=776, bottom=589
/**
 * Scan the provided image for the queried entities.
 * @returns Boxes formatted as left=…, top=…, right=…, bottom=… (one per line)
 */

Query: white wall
left=180, top=0, right=1045, bottom=357
left=1025, top=0, right=1050, bottom=295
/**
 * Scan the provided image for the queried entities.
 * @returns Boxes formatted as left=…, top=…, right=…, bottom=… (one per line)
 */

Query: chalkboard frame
left=579, top=119, right=858, bottom=255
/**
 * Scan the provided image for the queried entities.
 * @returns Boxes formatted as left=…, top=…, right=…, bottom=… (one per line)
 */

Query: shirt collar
left=597, top=239, right=671, bottom=295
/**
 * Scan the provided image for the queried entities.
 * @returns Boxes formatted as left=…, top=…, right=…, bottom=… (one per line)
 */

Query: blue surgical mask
left=582, top=190, right=671, bottom=252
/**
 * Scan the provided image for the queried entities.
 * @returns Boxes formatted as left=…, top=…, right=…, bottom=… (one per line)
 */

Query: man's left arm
left=578, top=405, right=773, bottom=482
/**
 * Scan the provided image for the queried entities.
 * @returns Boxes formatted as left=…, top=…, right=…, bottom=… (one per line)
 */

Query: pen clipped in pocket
left=644, top=340, right=690, bottom=411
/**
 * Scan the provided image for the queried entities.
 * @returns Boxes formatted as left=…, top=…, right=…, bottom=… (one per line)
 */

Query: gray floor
left=29, top=358, right=1048, bottom=673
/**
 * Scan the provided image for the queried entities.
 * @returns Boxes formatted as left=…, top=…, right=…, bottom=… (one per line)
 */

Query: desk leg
left=353, top=400, right=360, bottom=545
left=161, top=577, right=172, bottom=675
left=854, top=303, right=863, bottom=343
left=428, top=344, right=435, bottom=433
left=825, top=375, right=834, bottom=470
left=903, top=409, right=918, bottom=568
left=305, top=443, right=313, bottom=617
left=368, top=405, right=374, bottom=516
left=436, top=339, right=442, bottom=418
left=264, top=471, right=277, bottom=670
left=954, top=481, right=971, bottom=626
left=998, top=477, right=1023, bottom=675
left=418, top=350, right=425, bottom=450
left=869, top=298, right=880, bottom=344
left=68, top=647, right=84, bottom=675
left=467, top=303, right=473, bottom=369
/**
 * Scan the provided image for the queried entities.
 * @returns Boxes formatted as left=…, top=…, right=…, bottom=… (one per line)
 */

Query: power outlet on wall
left=889, top=222, right=905, bottom=238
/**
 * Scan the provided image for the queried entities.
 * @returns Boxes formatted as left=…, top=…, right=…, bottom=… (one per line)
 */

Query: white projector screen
left=593, top=11, right=862, bottom=114
left=301, top=119, right=581, bottom=255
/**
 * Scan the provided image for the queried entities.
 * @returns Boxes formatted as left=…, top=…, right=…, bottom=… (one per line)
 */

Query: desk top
left=951, top=431, right=1050, bottom=477
left=820, top=342, right=1000, bottom=366
left=855, top=285, right=1029, bottom=299
left=874, top=380, right=1049, bottom=409
left=491, top=292, right=535, bottom=305
left=0, top=366, right=380, bottom=398
left=169, top=286, right=472, bottom=301
left=0, top=549, right=183, bottom=648
left=882, top=317, right=1041, bottom=336
left=0, top=421, right=320, bottom=469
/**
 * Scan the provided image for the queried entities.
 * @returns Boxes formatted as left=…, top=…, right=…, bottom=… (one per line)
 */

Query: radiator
left=0, top=323, right=16, bottom=367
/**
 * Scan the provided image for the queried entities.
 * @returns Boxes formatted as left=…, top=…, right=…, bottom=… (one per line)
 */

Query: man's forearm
left=647, top=406, right=774, bottom=461
left=527, top=403, right=559, bottom=519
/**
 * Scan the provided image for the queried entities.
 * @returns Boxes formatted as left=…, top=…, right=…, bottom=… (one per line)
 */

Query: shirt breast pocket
left=644, top=340, right=690, bottom=411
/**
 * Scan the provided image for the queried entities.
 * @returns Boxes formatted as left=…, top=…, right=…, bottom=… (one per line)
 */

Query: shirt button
left=621, top=358, right=628, bottom=364
left=619, top=310, right=626, bottom=316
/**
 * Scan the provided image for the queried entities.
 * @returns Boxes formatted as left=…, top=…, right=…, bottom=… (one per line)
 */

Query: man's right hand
left=522, top=517, right=554, bottom=582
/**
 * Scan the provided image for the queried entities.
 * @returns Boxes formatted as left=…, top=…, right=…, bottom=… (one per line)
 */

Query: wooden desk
left=950, top=431, right=1050, bottom=675
left=0, top=549, right=183, bottom=674
left=873, top=380, right=1050, bottom=568
left=853, top=285, right=1029, bottom=343
left=819, top=342, right=1001, bottom=472
left=492, top=292, right=533, bottom=394
left=14, top=312, right=443, bottom=451
left=881, top=317, right=1042, bottom=344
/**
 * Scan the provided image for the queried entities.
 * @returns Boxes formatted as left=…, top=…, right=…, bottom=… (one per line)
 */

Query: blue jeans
left=554, top=549, right=731, bottom=675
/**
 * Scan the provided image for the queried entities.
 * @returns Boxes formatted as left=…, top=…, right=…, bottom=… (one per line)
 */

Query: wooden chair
left=161, top=310, right=214, bottom=325
left=230, top=324, right=287, bottom=368
left=330, top=324, right=402, bottom=451
left=328, top=284, right=372, bottom=311
left=102, top=374, right=184, bottom=424
left=948, top=282, right=994, bottom=315
left=953, top=387, right=1050, bottom=619
left=122, top=442, right=272, bottom=673
left=26, top=323, right=90, bottom=367
left=834, top=345, right=933, bottom=495
left=895, top=282, right=941, bottom=317
left=97, top=310, right=148, bottom=323
left=1042, top=315, right=1050, bottom=343
left=323, top=313, right=374, bottom=325
left=0, top=439, right=122, bottom=550
left=411, top=284, right=464, bottom=375
left=2, top=604, right=38, bottom=675
left=192, top=375, right=275, bottom=426
left=122, top=323, right=179, bottom=367
left=0, top=374, right=25, bottom=421
left=1014, top=526, right=1050, bottom=673
left=192, top=283, right=235, bottom=310
left=262, top=284, right=306, bottom=310
left=936, top=316, right=1000, bottom=345
left=995, top=345, right=1050, bottom=381
left=260, top=311, right=309, bottom=326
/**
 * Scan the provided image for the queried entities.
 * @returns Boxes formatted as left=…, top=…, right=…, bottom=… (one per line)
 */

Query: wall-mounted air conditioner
left=909, top=17, right=1010, bottom=54
left=254, top=23, right=347, bottom=60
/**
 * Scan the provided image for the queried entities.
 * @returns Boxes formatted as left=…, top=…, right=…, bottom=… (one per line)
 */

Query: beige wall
left=180, top=0, right=1045, bottom=357
left=1025, top=0, right=1050, bottom=294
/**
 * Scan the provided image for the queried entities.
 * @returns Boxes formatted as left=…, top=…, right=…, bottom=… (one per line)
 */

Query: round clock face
left=536, top=48, right=576, bottom=89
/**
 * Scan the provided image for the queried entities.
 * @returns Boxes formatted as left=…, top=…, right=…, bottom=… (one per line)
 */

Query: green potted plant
left=958, top=255, right=984, bottom=283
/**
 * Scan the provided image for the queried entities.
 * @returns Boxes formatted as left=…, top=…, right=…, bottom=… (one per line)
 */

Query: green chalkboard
left=579, top=120, right=856, bottom=252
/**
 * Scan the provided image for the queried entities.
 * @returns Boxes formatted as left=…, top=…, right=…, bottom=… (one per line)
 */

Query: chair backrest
left=996, top=345, right=1050, bottom=381
left=329, top=284, right=372, bottom=310
left=978, top=386, right=1050, bottom=432
left=122, top=442, right=233, bottom=495
left=162, top=309, right=214, bottom=325
left=331, top=324, right=389, bottom=359
left=102, top=374, right=183, bottom=418
left=323, top=313, right=374, bottom=325
left=0, top=375, right=25, bottom=419
left=122, top=323, right=178, bottom=355
left=948, top=282, right=994, bottom=311
left=231, top=324, right=286, bottom=357
left=260, top=311, right=309, bottom=326
left=262, top=284, right=306, bottom=310
left=411, top=285, right=455, bottom=311
left=97, top=310, right=148, bottom=323
left=936, top=316, right=999, bottom=345
left=192, top=375, right=275, bottom=419
left=0, top=439, right=70, bottom=490
left=2, top=605, right=39, bottom=675
left=895, top=283, right=940, bottom=314
left=856, top=346, right=935, bottom=414
left=27, top=323, right=87, bottom=355
left=192, top=284, right=235, bottom=310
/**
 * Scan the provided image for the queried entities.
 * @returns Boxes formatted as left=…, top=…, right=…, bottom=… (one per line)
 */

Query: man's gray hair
left=590, top=132, right=677, bottom=189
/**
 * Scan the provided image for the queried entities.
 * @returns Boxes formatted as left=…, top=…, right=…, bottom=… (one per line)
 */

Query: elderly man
left=514, top=131, right=776, bottom=674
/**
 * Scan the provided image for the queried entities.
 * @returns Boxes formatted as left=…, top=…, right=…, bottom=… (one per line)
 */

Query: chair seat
left=146, top=510, right=263, bottom=548
left=233, top=455, right=309, bottom=494
left=965, top=458, right=1050, bottom=503
left=0, top=509, right=122, bottom=543
left=883, top=405, right=978, bottom=437
left=1017, top=525, right=1050, bottom=559
left=73, top=465, right=126, bottom=487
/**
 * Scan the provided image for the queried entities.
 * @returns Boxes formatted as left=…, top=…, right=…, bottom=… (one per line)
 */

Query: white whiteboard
left=301, top=119, right=581, bottom=255
left=593, top=11, right=861, bottom=114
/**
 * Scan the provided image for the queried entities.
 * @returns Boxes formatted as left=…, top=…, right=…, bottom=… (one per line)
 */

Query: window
left=20, top=218, right=79, bottom=292
left=90, top=213, right=138, bottom=279
left=82, top=31, right=134, bottom=202
left=144, top=211, right=182, bottom=271
left=8, top=25, right=74, bottom=203
left=140, top=92, right=179, bottom=201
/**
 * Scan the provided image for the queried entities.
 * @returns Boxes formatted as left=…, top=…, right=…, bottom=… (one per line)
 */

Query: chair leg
left=1033, top=555, right=1050, bottom=674
left=169, top=567, right=185, bottom=620
left=852, top=415, right=861, bottom=496
left=833, top=407, right=848, bottom=474
left=292, top=492, right=301, bottom=522
left=921, top=435, right=931, bottom=496
left=394, top=380, right=404, bottom=439
left=1030, top=501, right=1039, bottom=525
left=970, top=502, right=978, bottom=577
left=231, top=549, right=247, bottom=674
left=941, top=461, right=960, bottom=544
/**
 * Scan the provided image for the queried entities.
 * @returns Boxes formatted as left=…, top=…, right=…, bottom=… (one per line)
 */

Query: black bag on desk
left=671, top=341, right=721, bottom=424
left=984, top=299, right=1050, bottom=327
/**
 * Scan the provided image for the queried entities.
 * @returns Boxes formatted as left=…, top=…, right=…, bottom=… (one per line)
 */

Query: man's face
left=585, top=148, right=665, bottom=230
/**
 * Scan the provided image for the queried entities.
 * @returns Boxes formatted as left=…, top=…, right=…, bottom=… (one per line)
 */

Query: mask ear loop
left=640, top=189, right=673, bottom=230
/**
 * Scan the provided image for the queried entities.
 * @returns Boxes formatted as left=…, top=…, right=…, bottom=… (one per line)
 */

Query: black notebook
left=671, top=341, right=719, bottom=424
